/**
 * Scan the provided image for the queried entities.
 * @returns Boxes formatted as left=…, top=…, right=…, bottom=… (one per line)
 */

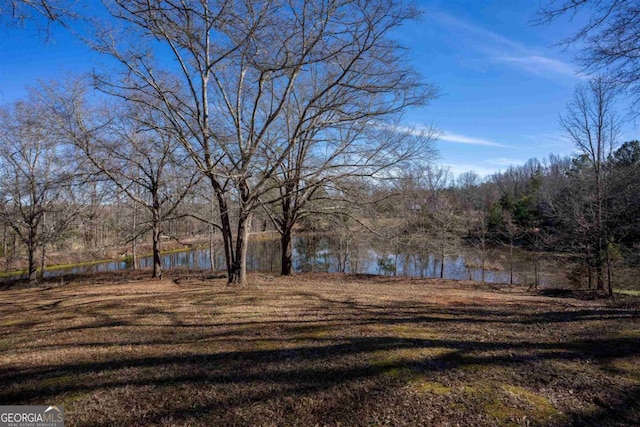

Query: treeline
left=1, top=77, right=637, bottom=294
left=1, top=117, right=638, bottom=293
left=382, top=79, right=636, bottom=296
left=482, top=142, right=640, bottom=295
left=359, top=142, right=639, bottom=294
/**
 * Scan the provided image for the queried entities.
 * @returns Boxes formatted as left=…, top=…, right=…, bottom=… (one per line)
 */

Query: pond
left=32, top=234, right=555, bottom=286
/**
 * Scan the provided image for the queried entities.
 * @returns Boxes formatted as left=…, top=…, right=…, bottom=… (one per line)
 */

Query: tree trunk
left=209, top=199, right=216, bottom=272
left=596, top=262, right=604, bottom=290
left=27, top=228, right=37, bottom=284
left=280, top=227, right=293, bottom=276
left=481, top=256, right=486, bottom=283
left=440, top=234, right=445, bottom=279
left=6, top=234, right=15, bottom=271
left=230, top=211, right=252, bottom=285
left=596, top=172, right=604, bottom=290
left=152, top=226, right=162, bottom=279
left=280, top=195, right=294, bottom=276
left=432, top=254, right=437, bottom=278
left=2, top=223, right=6, bottom=257
left=131, top=203, right=138, bottom=270
left=341, top=235, right=350, bottom=273
left=393, top=238, right=398, bottom=276
left=213, top=182, right=235, bottom=281
left=132, top=238, right=138, bottom=270
left=39, top=243, right=46, bottom=280
left=606, top=250, right=614, bottom=297
left=209, top=226, right=216, bottom=272
left=151, top=209, right=162, bottom=279
left=39, top=212, right=46, bottom=281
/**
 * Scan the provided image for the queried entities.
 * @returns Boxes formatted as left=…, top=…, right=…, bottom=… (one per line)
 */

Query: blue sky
left=398, top=0, right=596, bottom=177
left=0, top=0, right=636, bottom=178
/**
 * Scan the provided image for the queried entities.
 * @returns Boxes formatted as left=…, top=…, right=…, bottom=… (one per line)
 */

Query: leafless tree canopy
left=82, top=0, right=436, bottom=284
left=39, top=79, right=201, bottom=279
left=0, top=97, right=82, bottom=282
left=0, top=0, right=79, bottom=28
left=560, top=76, right=620, bottom=294
left=537, top=0, right=640, bottom=109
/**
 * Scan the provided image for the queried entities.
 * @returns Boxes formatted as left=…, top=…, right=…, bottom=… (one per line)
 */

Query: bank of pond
left=1, top=235, right=566, bottom=287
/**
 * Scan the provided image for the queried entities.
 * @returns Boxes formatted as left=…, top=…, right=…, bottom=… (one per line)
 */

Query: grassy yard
left=1, top=272, right=639, bottom=426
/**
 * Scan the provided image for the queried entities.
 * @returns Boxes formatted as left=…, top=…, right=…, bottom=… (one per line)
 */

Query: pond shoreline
left=1, top=232, right=622, bottom=291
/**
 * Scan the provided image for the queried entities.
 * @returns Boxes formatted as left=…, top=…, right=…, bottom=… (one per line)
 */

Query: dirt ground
left=1, top=272, right=639, bottom=426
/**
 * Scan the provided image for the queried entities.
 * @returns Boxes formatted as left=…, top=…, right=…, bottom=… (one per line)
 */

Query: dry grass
left=1, top=272, right=639, bottom=426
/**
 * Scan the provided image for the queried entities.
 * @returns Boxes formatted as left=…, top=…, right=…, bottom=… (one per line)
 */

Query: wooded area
left=0, top=0, right=639, bottom=296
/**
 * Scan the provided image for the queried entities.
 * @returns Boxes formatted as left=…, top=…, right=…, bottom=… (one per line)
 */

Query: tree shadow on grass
left=1, top=285, right=640, bottom=425
left=1, top=331, right=640, bottom=425
left=569, top=385, right=640, bottom=426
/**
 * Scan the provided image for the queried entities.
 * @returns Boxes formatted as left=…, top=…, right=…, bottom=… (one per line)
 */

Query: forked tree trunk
left=213, top=182, right=235, bottom=282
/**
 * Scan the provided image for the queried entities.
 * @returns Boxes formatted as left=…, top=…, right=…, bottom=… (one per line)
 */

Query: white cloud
left=496, top=55, right=584, bottom=79
left=387, top=123, right=510, bottom=148
left=429, top=11, right=580, bottom=80
left=430, top=12, right=522, bottom=53
left=440, top=132, right=510, bottom=148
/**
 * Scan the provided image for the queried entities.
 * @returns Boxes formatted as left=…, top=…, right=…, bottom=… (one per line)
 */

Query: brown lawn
left=1, top=272, right=639, bottom=426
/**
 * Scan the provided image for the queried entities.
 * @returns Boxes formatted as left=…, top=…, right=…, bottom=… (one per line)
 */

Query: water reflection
left=292, top=235, right=548, bottom=285
left=32, top=235, right=550, bottom=286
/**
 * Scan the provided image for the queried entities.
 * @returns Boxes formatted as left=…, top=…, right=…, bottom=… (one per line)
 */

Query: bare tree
left=178, top=179, right=223, bottom=273
left=456, top=171, right=481, bottom=237
left=45, top=82, right=200, bottom=279
left=262, top=123, right=436, bottom=276
left=560, top=76, right=620, bottom=294
left=537, top=0, right=640, bottom=111
left=84, top=0, right=432, bottom=285
left=421, top=165, right=456, bottom=278
left=609, top=141, right=640, bottom=244
left=0, top=98, right=81, bottom=283
left=501, top=211, right=520, bottom=286
left=471, top=211, right=492, bottom=284
left=0, top=0, right=74, bottom=23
